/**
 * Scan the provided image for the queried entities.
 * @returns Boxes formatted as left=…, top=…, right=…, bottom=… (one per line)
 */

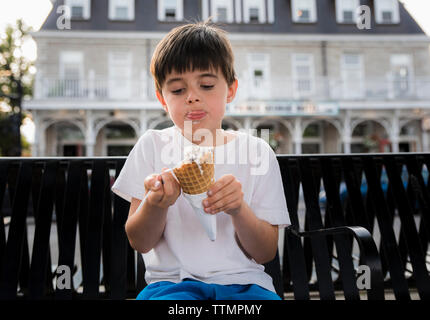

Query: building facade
left=25, top=0, right=430, bottom=156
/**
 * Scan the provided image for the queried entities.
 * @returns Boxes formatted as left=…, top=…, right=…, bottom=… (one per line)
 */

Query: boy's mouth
left=185, top=111, right=207, bottom=121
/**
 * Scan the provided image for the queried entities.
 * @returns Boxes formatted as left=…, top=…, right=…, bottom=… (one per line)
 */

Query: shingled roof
left=40, top=0, right=424, bottom=34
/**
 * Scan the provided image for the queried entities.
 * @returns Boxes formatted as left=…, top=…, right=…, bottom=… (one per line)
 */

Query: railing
left=0, top=154, right=429, bottom=299
left=35, top=78, right=151, bottom=101
left=33, top=76, right=430, bottom=102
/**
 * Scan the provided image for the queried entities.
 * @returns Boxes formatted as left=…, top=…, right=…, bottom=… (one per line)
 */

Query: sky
left=0, top=0, right=430, bottom=144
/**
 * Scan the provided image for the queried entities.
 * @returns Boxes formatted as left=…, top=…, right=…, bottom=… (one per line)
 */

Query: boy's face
left=156, top=68, right=238, bottom=137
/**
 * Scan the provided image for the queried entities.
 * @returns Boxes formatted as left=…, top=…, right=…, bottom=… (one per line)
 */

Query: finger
left=207, top=174, right=235, bottom=196
left=204, top=192, right=239, bottom=214
left=203, top=182, right=237, bottom=208
left=160, top=170, right=180, bottom=197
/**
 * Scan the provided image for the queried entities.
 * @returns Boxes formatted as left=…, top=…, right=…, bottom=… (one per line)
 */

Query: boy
left=111, top=21, right=290, bottom=300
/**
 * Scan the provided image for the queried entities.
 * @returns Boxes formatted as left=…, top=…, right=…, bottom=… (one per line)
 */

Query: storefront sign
left=226, top=101, right=339, bottom=116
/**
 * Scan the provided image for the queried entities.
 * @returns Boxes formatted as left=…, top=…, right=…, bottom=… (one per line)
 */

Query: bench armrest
left=286, top=225, right=385, bottom=300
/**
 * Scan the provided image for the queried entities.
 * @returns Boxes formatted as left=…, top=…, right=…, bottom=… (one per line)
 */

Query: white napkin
left=182, top=192, right=217, bottom=241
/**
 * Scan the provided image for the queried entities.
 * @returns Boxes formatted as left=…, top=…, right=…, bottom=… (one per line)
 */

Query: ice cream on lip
left=185, top=110, right=207, bottom=121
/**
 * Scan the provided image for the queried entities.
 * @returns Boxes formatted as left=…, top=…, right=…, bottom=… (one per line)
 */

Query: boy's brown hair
left=150, top=20, right=236, bottom=94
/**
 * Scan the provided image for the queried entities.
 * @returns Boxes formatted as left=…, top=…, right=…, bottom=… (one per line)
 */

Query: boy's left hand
left=202, top=174, right=244, bottom=216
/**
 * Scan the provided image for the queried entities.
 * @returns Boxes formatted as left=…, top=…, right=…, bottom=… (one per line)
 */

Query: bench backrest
left=0, top=155, right=429, bottom=299
left=278, top=154, right=430, bottom=300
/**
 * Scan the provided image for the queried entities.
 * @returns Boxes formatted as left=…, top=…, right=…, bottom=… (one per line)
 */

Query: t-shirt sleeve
left=111, top=131, right=155, bottom=202
left=249, top=142, right=291, bottom=229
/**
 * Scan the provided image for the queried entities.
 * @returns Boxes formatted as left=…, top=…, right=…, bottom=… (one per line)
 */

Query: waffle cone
left=173, top=162, right=214, bottom=195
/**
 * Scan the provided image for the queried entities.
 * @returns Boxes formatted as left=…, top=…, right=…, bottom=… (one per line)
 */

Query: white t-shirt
left=111, top=126, right=291, bottom=293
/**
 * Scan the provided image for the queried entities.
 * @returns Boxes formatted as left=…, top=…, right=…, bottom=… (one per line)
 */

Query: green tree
left=0, top=19, right=34, bottom=156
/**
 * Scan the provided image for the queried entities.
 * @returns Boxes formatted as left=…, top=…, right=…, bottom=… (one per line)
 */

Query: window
left=375, top=0, right=400, bottom=24
left=291, top=0, right=317, bottom=23
left=243, top=0, right=266, bottom=23
left=211, top=0, right=234, bottom=23
left=247, top=53, right=270, bottom=98
left=390, top=54, right=413, bottom=98
left=59, top=51, right=84, bottom=97
left=341, top=53, right=364, bottom=99
left=64, top=0, right=91, bottom=19
left=158, top=0, right=183, bottom=21
left=292, top=54, right=315, bottom=97
left=336, top=0, right=359, bottom=23
left=109, top=51, right=132, bottom=99
left=204, top=0, right=274, bottom=24
left=217, top=7, right=228, bottom=22
left=109, top=0, right=134, bottom=20
left=249, top=7, right=259, bottom=23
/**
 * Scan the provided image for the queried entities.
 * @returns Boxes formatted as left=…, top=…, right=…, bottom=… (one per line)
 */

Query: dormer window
left=243, top=0, right=266, bottom=23
left=336, top=0, right=359, bottom=24
left=202, top=0, right=274, bottom=24
left=109, top=0, right=134, bottom=21
left=217, top=7, right=227, bottom=22
left=211, top=0, right=234, bottom=23
left=375, top=0, right=400, bottom=24
left=64, top=0, right=91, bottom=20
left=291, top=0, right=317, bottom=23
left=158, top=0, right=183, bottom=21
left=249, top=7, right=259, bottom=23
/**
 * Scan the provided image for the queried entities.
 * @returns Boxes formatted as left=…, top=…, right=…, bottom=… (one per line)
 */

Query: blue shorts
left=136, top=279, right=281, bottom=300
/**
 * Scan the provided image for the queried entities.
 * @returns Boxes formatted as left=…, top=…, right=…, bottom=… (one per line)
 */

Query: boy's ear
left=226, top=79, right=238, bottom=103
left=156, top=90, right=169, bottom=113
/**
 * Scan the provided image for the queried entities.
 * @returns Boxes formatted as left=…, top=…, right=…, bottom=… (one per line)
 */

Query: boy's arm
left=203, top=175, right=278, bottom=264
left=126, top=197, right=168, bottom=254
left=230, top=202, right=278, bottom=264
left=125, top=169, right=180, bottom=253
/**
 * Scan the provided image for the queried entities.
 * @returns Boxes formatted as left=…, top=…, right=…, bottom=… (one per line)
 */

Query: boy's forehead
left=166, top=67, right=220, bottom=79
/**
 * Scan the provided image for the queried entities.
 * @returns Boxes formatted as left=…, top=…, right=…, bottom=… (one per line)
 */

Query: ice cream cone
left=173, top=146, right=216, bottom=241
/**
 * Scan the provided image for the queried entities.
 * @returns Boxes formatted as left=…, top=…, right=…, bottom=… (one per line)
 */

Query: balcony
left=30, top=76, right=430, bottom=104
left=33, top=77, right=152, bottom=101
left=236, top=75, right=430, bottom=102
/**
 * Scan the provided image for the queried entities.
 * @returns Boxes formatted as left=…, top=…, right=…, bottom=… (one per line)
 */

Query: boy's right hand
left=144, top=168, right=181, bottom=209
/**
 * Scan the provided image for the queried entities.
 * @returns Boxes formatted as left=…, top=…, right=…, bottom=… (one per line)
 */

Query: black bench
left=0, top=155, right=428, bottom=300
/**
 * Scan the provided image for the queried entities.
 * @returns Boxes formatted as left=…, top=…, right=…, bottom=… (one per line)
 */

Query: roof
left=39, top=0, right=425, bottom=35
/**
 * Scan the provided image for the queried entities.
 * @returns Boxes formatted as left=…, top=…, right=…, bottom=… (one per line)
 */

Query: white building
left=25, top=0, right=430, bottom=156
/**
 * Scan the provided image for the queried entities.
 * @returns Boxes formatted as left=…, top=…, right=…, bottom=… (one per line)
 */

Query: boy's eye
left=201, top=85, right=214, bottom=90
left=171, top=88, right=184, bottom=94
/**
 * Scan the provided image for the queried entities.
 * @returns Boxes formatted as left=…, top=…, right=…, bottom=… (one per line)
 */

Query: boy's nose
left=186, top=91, right=200, bottom=104
left=187, top=96, right=200, bottom=103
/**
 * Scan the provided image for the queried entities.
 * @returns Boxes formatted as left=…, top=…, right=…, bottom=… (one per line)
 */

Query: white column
left=39, top=129, right=46, bottom=157
left=32, top=111, right=39, bottom=157
left=243, top=117, right=252, bottom=131
left=39, top=119, right=47, bottom=156
left=293, top=117, right=302, bottom=154
left=85, top=110, right=95, bottom=157
left=421, top=128, right=429, bottom=152
left=390, top=110, right=400, bottom=153
left=342, top=110, right=351, bottom=153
